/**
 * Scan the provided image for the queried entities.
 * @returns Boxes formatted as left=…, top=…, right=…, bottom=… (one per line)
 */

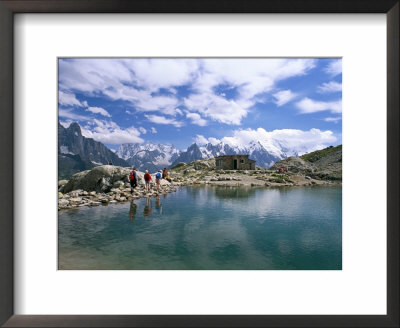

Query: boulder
left=113, top=180, right=124, bottom=189
left=63, top=165, right=145, bottom=193
left=58, top=180, right=68, bottom=187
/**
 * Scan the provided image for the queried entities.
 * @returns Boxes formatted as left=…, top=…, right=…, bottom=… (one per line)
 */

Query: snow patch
left=59, top=145, right=75, bottom=155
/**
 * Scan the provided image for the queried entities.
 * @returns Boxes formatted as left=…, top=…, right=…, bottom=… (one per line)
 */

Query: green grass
left=170, top=165, right=189, bottom=172
left=301, top=145, right=342, bottom=163
left=269, top=173, right=294, bottom=183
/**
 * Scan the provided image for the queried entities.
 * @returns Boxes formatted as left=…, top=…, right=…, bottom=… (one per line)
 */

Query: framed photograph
left=0, top=1, right=398, bottom=327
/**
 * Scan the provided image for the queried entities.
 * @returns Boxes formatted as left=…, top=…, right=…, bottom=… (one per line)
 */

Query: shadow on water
left=59, top=185, right=342, bottom=270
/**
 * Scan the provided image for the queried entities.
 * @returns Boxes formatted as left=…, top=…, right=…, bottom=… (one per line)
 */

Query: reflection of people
left=144, top=170, right=152, bottom=191
left=155, top=195, right=162, bottom=214
left=129, top=201, right=137, bottom=222
left=143, top=197, right=152, bottom=217
left=129, top=167, right=137, bottom=194
left=155, top=170, right=162, bottom=191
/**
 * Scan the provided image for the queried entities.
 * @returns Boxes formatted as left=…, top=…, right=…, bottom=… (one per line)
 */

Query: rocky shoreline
left=58, top=183, right=179, bottom=211
left=58, top=165, right=340, bottom=211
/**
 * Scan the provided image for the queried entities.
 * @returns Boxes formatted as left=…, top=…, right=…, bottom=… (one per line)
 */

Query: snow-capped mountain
left=116, top=143, right=181, bottom=172
left=171, top=140, right=301, bottom=168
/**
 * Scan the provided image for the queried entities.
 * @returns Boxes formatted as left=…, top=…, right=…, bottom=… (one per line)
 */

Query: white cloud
left=317, top=81, right=342, bottom=93
left=185, top=93, right=247, bottom=125
left=144, top=114, right=183, bottom=127
left=86, top=106, right=111, bottom=117
left=126, top=58, right=199, bottom=91
left=59, top=58, right=317, bottom=126
left=58, top=91, right=83, bottom=107
left=59, top=108, right=91, bottom=121
left=295, top=98, right=342, bottom=114
left=150, top=127, right=157, bottom=134
left=59, top=120, right=73, bottom=128
left=194, top=135, right=221, bottom=146
left=139, top=127, right=147, bottom=134
left=194, top=134, right=209, bottom=145
left=273, top=89, right=298, bottom=106
left=59, top=58, right=133, bottom=93
left=175, top=108, right=183, bottom=116
left=324, top=59, right=342, bottom=77
left=186, top=112, right=208, bottom=126
left=80, top=119, right=144, bottom=145
left=135, top=96, right=179, bottom=113
left=324, top=117, right=342, bottom=123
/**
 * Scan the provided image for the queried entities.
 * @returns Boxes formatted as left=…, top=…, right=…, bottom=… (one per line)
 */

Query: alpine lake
left=58, top=185, right=342, bottom=270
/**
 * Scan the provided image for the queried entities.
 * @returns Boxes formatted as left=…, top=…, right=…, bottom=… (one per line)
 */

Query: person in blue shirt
left=155, top=170, right=162, bottom=192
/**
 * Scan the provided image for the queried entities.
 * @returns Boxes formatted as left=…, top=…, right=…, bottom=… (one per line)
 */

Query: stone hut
left=215, top=155, right=256, bottom=170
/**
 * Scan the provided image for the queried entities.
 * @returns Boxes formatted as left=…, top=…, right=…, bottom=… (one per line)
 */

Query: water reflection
left=129, top=201, right=137, bottom=223
left=143, top=197, right=152, bottom=217
left=59, top=186, right=342, bottom=270
left=155, top=196, right=162, bottom=214
left=213, top=186, right=256, bottom=199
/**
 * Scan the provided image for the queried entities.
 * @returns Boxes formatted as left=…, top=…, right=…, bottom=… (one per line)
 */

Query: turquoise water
left=58, top=186, right=342, bottom=270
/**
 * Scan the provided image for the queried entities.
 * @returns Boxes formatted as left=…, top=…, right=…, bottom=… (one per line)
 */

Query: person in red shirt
left=144, top=170, right=152, bottom=191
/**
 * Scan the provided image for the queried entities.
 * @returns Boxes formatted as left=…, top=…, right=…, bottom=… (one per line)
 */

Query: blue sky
left=58, top=58, right=342, bottom=152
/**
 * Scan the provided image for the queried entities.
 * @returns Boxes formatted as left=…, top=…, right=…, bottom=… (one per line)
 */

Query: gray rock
left=58, top=179, right=69, bottom=187
left=59, top=199, right=69, bottom=206
left=63, top=165, right=147, bottom=193
left=113, top=180, right=125, bottom=188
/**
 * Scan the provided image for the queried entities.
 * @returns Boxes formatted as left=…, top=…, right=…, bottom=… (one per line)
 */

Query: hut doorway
left=233, top=159, right=238, bottom=169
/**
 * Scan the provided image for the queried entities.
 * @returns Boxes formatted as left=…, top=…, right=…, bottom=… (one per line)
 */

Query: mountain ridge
left=58, top=122, right=129, bottom=179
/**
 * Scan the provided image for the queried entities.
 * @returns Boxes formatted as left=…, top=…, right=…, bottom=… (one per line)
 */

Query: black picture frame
left=0, top=1, right=398, bottom=327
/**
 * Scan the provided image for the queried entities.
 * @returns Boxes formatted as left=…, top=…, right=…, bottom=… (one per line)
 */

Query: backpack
left=144, top=173, right=150, bottom=181
left=156, top=172, right=162, bottom=179
left=129, top=171, right=136, bottom=181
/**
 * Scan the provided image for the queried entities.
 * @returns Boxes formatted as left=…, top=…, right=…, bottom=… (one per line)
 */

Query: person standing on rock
left=155, top=170, right=162, bottom=192
left=129, top=167, right=137, bottom=194
left=162, top=168, right=168, bottom=179
left=144, top=170, right=152, bottom=191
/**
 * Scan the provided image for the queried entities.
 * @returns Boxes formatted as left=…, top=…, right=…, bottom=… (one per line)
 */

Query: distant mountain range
left=58, top=122, right=129, bottom=179
left=116, top=143, right=180, bottom=173
left=58, top=121, right=330, bottom=179
left=117, top=139, right=299, bottom=171
left=170, top=140, right=294, bottom=168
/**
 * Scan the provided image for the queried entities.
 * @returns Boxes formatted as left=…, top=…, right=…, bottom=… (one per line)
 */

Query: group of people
left=129, top=167, right=170, bottom=193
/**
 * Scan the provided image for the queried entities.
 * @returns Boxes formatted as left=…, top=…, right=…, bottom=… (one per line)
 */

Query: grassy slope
left=301, top=145, right=342, bottom=163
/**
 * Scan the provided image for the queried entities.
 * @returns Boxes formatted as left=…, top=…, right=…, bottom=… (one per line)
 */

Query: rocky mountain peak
left=68, top=122, right=82, bottom=137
